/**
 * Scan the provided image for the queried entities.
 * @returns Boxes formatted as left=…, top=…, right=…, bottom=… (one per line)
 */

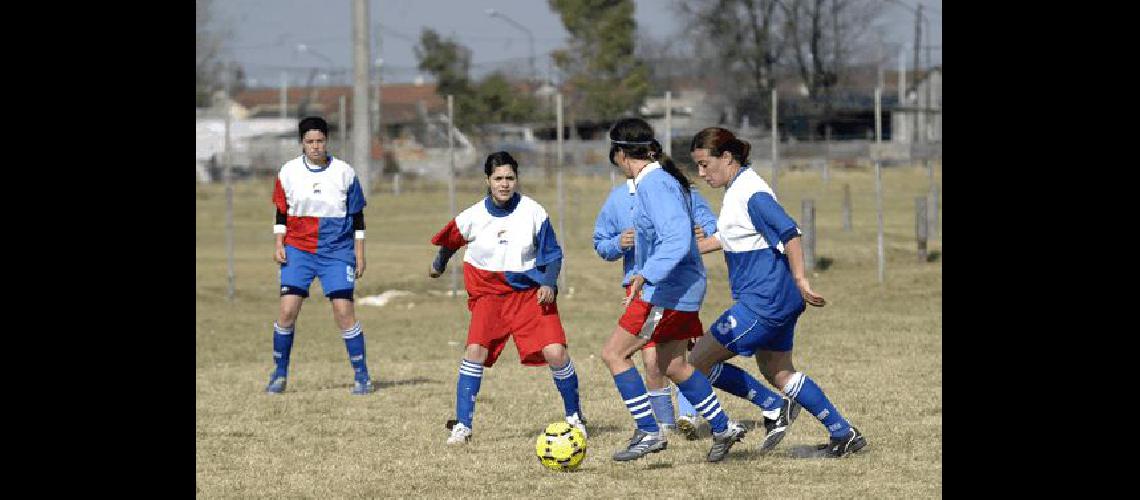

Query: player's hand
left=694, top=225, right=706, bottom=240
left=622, top=275, right=645, bottom=307
left=795, top=277, right=826, bottom=307
left=537, top=285, right=557, bottom=304
left=355, top=257, right=366, bottom=279
left=274, top=246, right=287, bottom=264
left=619, top=228, right=635, bottom=250
left=428, top=263, right=443, bottom=278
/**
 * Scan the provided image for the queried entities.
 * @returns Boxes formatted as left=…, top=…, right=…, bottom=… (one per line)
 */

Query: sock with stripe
left=647, top=385, right=676, bottom=427
left=550, top=359, right=581, bottom=418
left=676, top=369, right=730, bottom=434
left=272, top=322, right=294, bottom=378
left=456, top=359, right=484, bottom=429
left=342, top=322, right=370, bottom=382
left=613, top=367, right=660, bottom=433
left=676, top=386, right=698, bottom=418
left=783, top=372, right=851, bottom=438
left=708, top=361, right=784, bottom=412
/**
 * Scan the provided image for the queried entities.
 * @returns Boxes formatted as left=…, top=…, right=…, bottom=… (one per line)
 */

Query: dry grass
left=196, top=162, right=941, bottom=498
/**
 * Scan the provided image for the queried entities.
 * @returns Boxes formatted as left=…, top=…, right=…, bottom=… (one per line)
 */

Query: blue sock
left=708, top=362, right=783, bottom=411
left=613, top=367, right=660, bottom=433
left=648, top=386, right=676, bottom=426
left=783, top=372, right=851, bottom=438
left=272, top=322, right=294, bottom=378
left=456, top=359, right=484, bottom=428
left=342, top=322, right=369, bottom=382
left=551, top=359, right=581, bottom=418
left=676, top=387, right=698, bottom=418
left=676, top=369, right=730, bottom=434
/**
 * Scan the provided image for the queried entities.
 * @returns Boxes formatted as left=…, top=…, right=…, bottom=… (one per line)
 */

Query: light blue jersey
left=630, top=163, right=707, bottom=312
left=593, top=180, right=719, bottom=286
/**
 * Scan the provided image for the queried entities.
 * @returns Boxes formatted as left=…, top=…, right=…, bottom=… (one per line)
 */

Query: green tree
left=549, top=0, right=648, bottom=124
left=415, top=29, right=541, bottom=129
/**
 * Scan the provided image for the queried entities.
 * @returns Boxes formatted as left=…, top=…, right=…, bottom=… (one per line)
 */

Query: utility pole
left=352, top=0, right=372, bottom=191
left=913, top=3, right=922, bottom=144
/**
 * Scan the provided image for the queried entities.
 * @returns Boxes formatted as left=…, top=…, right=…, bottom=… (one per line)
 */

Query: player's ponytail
left=609, top=118, right=690, bottom=193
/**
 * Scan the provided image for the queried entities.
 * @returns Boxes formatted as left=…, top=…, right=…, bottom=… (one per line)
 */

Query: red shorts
left=620, top=286, right=699, bottom=349
left=467, top=287, right=566, bottom=367
left=618, top=290, right=703, bottom=344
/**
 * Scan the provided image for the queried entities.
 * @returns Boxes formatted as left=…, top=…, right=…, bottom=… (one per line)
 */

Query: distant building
left=892, top=66, right=941, bottom=144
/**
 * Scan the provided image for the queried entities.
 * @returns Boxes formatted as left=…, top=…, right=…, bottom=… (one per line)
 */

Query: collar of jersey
left=727, top=165, right=750, bottom=188
left=484, top=192, right=521, bottom=217
left=626, top=179, right=636, bottom=195
left=302, top=155, right=333, bottom=172
left=632, top=161, right=662, bottom=187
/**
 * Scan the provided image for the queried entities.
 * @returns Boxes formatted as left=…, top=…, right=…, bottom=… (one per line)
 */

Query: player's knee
left=464, top=344, right=489, bottom=363
left=543, top=344, right=569, bottom=367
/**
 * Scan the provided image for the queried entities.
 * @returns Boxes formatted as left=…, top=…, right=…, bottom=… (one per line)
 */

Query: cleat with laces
left=707, top=421, right=746, bottom=462
left=821, top=427, right=867, bottom=457
left=565, top=412, right=588, bottom=439
left=446, top=420, right=472, bottom=444
left=760, top=398, right=801, bottom=452
left=675, top=415, right=699, bottom=440
left=612, top=429, right=667, bottom=461
left=351, top=378, right=375, bottom=395
left=266, top=375, right=287, bottom=394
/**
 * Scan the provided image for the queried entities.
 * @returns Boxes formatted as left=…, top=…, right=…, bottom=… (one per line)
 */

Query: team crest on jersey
left=312, top=182, right=321, bottom=194
left=497, top=228, right=508, bottom=245
left=716, top=315, right=738, bottom=335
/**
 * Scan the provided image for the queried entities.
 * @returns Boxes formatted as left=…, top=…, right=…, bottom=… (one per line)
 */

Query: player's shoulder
left=517, top=194, right=549, bottom=217
left=279, top=156, right=305, bottom=173
left=729, top=168, right=771, bottom=198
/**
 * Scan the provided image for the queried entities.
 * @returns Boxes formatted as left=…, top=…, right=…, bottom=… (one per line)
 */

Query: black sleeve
left=276, top=210, right=287, bottom=225
left=352, top=212, right=365, bottom=230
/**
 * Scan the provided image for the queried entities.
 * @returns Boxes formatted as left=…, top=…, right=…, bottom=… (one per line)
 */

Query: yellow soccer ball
left=535, top=422, right=587, bottom=472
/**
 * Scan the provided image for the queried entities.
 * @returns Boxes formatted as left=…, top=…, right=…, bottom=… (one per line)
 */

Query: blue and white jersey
left=630, top=163, right=706, bottom=312
left=593, top=180, right=719, bottom=287
left=714, top=167, right=804, bottom=321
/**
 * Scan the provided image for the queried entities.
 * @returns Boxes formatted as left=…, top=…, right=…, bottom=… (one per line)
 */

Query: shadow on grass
left=815, top=257, right=834, bottom=271
left=377, top=377, right=438, bottom=389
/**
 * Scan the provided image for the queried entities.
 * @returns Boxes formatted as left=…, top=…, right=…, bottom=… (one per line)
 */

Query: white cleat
left=447, top=422, right=472, bottom=444
left=566, top=412, right=588, bottom=439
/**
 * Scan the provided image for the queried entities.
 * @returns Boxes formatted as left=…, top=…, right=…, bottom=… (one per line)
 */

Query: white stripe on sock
left=783, top=372, right=804, bottom=399
left=273, top=323, right=294, bottom=335
left=459, top=369, right=483, bottom=378
left=693, top=393, right=717, bottom=411
left=704, top=406, right=723, bottom=421
left=708, top=363, right=723, bottom=383
left=628, top=401, right=651, bottom=413
left=632, top=409, right=654, bottom=420
left=624, top=394, right=648, bottom=405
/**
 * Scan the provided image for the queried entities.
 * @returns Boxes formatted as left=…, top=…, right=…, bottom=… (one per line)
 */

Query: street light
left=485, top=8, right=536, bottom=82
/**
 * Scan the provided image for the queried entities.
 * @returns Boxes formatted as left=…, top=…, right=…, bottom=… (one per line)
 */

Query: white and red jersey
left=272, top=155, right=366, bottom=263
left=431, top=193, right=562, bottom=300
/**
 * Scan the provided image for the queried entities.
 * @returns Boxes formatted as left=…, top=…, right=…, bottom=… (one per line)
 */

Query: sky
left=211, top=0, right=942, bottom=88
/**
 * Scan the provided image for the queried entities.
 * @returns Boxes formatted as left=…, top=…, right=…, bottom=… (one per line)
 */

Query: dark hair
left=298, top=116, right=329, bottom=142
left=484, top=151, right=518, bottom=177
left=609, top=118, right=691, bottom=193
left=689, top=127, right=752, bottom=166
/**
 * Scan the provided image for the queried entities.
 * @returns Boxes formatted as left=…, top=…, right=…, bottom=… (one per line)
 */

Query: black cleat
left=707, top=421, right=746, bottom=462
left=612, top=429, right=667, bottom=461
left=760, top=398, right=801, bottom=452
left=821, top=427, right=867, bottom=457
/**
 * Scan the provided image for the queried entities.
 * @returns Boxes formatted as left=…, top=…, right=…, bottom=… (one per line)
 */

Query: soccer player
left=429, top=151, right=585, bottom=445
left=600, top=118, right=745, bottom=463
left=592, top=177, right=719, bottom=440
left=265, top=116, right=374, bottom=395
left=688, top=127, right=867, bottom=457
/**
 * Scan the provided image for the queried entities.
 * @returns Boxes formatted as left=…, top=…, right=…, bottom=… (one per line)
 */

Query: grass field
left=196, top=162, right=942, bottom=498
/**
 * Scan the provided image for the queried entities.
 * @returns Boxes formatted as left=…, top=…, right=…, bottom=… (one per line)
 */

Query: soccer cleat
left=707, top=421, right=747, bottom=462
left=822, top=427, right=867, bottom=457
left=446, top=421, right=472, bottom=444
left=266, top=375, right=287, bottom=394
left=759, top=398, right=802, bottom=452
left=351, top=378, right=375, bottom=395
left=612, top=429, right=667, bottom=461
left=675, top=415, right=700, bottom=441
left=566, top=412, right=588, bottom=439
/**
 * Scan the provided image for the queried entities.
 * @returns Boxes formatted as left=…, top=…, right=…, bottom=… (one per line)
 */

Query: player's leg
left=601, top=300, right=662, bottom=461
left=756, top=326, right=866, bottom=457
left=640, top=344, right=677, bottom=432
left=330, top=297, right=373, bottom=394
left=540, top=343, right=585, bottom=436
left=693, top=305, right=789, bottom=416
left=267, top=245, right=314, bottom=394
left=658, top=338, right=746, bottom=463
left=448, top=343, right=490, bottom=444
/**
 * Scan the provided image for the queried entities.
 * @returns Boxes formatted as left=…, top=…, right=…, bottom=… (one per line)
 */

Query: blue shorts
left=279, top=245, right=356, bottom=298
left=707, top=302, right=797, bottom=356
